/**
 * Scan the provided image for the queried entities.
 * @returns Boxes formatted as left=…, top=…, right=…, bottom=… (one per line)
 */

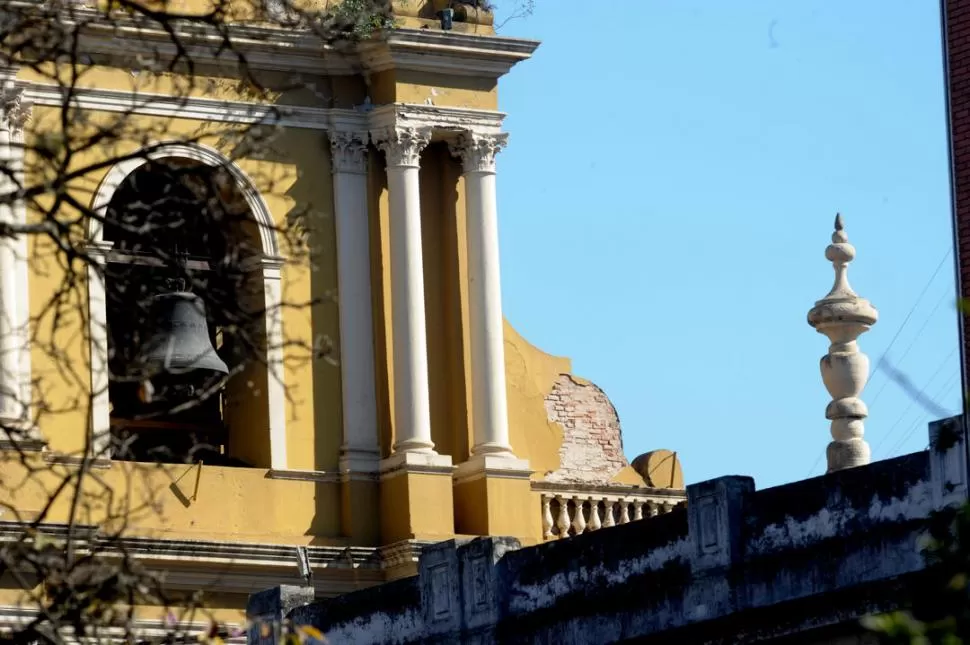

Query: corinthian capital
left=0, top=84, right=28, bottom=137
left=329, top=131, right=368, bottom=174
left=449, top=132, right=509, bottom=173
left=372, top=127, right=431, bottom=168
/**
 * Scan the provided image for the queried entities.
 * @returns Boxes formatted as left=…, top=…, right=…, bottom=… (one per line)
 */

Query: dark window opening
left=103, top=159, right=262, bottom=467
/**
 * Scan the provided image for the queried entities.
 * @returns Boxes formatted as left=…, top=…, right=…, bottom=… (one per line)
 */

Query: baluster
left=555, top=495, right=570, bottom=538
left=588, top=497, right=602, bottom=531
left=603, top=500, right=616, bottom=528
left=633, top=500, right=644, bottom=521
left=648, top=501, right=659, bottom=517
left=619, top=499, right=631, bottom=525
left=661, top=502, right=673, bottom=514
left=541, top=495, right=554, bottom=540
left=571, top=497, right=587, bottom=536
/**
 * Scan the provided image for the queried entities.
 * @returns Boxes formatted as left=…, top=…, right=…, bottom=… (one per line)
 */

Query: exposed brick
left=542, top=374, right=629, bottom=484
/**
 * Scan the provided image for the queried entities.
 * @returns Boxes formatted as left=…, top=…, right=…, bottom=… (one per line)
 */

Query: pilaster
left=0, top=79, right=40, bottom=449
left=452, top=454, right=537, bottom=544
left=380, top=451, right=455, bottom=544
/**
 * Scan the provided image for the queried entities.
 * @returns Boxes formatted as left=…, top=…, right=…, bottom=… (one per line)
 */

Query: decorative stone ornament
left=807, top=214, right=879, bottom=472
left=0, top=82, right=28, bottom=137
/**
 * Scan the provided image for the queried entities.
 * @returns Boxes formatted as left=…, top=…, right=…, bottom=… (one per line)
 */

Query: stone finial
left=807, top=214, right=878, bottom=473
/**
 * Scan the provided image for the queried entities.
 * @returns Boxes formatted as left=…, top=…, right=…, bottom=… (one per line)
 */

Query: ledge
left=531, top=480, right=688, bottom=500
left=14, top=1, right=540, bottom=79
left=380, top=451, right=454, bottom=478
left=361, top=28, right=540, bottom=78
left=42, top=452, right=113, bottom=469
left=266, top=469, right=342, bottom=484
left=453, top=453, right=532, bottom=484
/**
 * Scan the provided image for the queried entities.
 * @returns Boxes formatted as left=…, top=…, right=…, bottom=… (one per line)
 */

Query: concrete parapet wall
left=248, top=416, right=967, bottom=644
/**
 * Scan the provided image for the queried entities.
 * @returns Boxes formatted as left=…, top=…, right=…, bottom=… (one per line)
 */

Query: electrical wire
left=872, top=350, right=957, bottom=458
left=865, top=250, right=953, bottom=411
left=885, top=369, right=961, bottom=457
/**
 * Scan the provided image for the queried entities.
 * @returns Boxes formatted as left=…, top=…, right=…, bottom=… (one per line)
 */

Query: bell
left=139, top=291, right=229, bottom=376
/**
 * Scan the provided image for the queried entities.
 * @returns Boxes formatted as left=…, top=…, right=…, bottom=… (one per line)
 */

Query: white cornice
left=22, top=84, right=351, bottom=130
left=531, top=480, right=689, bottom=502
left=363, top=29, right=540, bottom=78
left=21, top=83, right=505, bottom=137
left=8, top=1, right=539, bottom=78
left=369, top=102, right=505, bottom=136
left=0, top=606, right=248, bottom=645
left=0, top=520, right=440, bottom=579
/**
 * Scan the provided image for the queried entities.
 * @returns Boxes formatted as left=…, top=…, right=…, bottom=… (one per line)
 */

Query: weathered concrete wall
left=248, top=417, right=968, bottom=644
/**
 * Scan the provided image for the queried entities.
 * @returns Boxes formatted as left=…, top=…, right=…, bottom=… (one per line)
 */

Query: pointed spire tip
left=835, top=213, right=844, bottom=231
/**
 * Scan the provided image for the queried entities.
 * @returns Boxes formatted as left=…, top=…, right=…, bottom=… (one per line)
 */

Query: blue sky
left=491, top=0, right=962, bottom=489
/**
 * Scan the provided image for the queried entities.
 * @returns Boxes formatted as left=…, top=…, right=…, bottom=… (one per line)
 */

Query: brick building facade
left=944, top=0, right=970, bottom=402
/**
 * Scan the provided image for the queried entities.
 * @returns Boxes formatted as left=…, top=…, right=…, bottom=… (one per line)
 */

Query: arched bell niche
left=87, top=143, right=287, bottom=469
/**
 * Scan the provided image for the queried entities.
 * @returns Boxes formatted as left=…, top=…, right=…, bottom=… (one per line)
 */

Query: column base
left=380, top=451, right=455, bottom=544
left=453, top=454, right=538, bottom=545
left=339, top=446, right=381, bottom=476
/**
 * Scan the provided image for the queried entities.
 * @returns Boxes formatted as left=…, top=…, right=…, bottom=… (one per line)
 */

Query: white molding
left=84, top=239, right=114, bottom=458
left=266, top=468, right=341, bottom=483
left=0, top=605, right=248, bottom=644
left=368, top=103, right=506, bottom=136
left=531, top=480, right=689, bottom=503
left=0, top=520, right=442, bottom=586
left=86, top=141, right=288, bottom=468
left=380, top=451, right=454, bottom=480
left=89, top=141, right=280, bottom=257
left=42, top=451, right=113, bottom=469
left=23, top=84, right=349, bottom=131
left=379, top=538, right=436, bottom=572
left=26, top=1, right=540, bottom=79
left=339, top=450, right=381, bottom=479
left=453, top=454, right=532, bottom=485
left=360, top=29, right=540, bottom=79
left=0, top=519, right=383, bottom=568
left=0, top=85, right=34, bottom=435
left=22, top=83, right=506, bottom=136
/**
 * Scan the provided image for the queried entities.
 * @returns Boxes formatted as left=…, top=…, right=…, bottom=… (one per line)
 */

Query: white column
left=372, top=127, right=437, bottom=455
left=450, top=132, right=515, bottom=458
left=0, top=81, right=32, bottom=436
left=330, top=131, right=380, bottom=472
left=261, top=258, right=288, bottom=470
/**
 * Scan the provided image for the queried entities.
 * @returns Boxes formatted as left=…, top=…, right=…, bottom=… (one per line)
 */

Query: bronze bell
left=140, top=291, right=228, bottom=376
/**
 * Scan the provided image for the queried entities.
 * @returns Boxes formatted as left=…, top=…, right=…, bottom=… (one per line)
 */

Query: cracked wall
left=543, top=374, right=629, bottom=483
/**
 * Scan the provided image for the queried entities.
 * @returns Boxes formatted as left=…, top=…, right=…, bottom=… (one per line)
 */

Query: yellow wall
left=0, top=455, right=343, bottom=543
left=23, top=105, right=340, bottom=474
left=502, top=322, right=571, bottom=477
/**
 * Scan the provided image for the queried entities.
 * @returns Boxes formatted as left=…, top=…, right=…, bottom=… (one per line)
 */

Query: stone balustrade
left=534, top=483, right=686, bottom=540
